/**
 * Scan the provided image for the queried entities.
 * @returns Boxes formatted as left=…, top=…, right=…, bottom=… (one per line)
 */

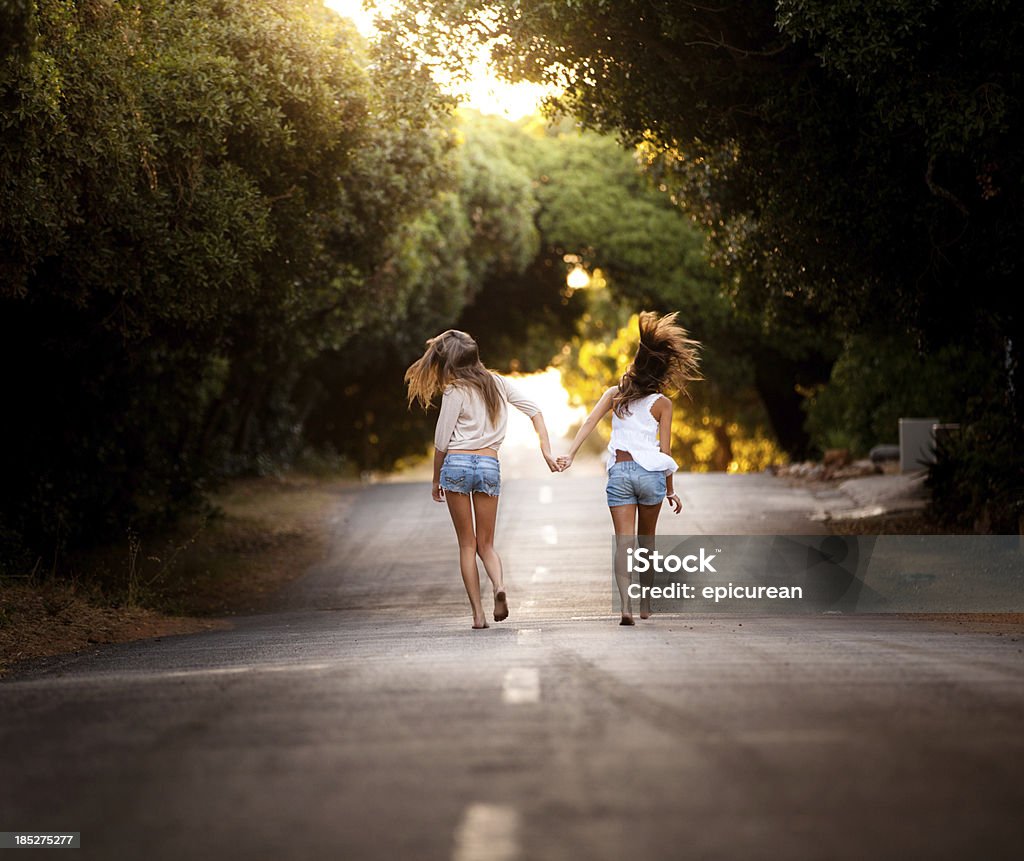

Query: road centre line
left=502, top=667, right=540, bottom=704
left=452, top=803, right=519, bottom=861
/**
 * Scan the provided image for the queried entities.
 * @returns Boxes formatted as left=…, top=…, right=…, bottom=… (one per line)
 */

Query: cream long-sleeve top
left=434, top=374, right=540, bottom=452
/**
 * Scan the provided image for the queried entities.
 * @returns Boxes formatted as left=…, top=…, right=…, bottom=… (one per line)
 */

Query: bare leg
left=445, top=491, right=488, bottom=628
left=472, top=492, right=507, bottom=621
left=637, top=502, right=663, bottom=619
left=610, top=504, right=637, bottom=624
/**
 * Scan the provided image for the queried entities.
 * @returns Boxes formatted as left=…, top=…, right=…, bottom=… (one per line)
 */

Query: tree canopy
left=314, top=110, right=790, bottom=473
left=0, top=0, right=457, bottom=555
left=3, top=0, right=1021, bottom=564
left=384, top=0, right=1023, bottom=529
left=387, top=1, right=1021, bottom=345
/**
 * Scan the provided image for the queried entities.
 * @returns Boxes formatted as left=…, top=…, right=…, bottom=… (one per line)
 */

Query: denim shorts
left=606, top=461, right=667, bottom=507
left=440, top=453, right=501, bottom=496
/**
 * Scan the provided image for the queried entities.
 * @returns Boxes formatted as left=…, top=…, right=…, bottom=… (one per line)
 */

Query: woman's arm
left=431, top=447, right=446, bottom=502
left=531, top=413, right=559, bottom=472
left=433, top=387, right=462, bottom=453
left=653, top=396, right=682, bottom=513
left=498, top=375, right=557, bottom=471
left=557, top=387, right=617, bottom=471
left=432, top=388, right=462, bottom=502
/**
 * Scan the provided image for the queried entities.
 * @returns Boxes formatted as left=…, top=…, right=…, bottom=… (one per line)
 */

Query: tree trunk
left=751, top=347, right=833, bottom=459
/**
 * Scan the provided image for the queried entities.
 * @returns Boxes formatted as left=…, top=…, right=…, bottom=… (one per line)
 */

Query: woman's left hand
left=666, top=493, right=682, bottom=514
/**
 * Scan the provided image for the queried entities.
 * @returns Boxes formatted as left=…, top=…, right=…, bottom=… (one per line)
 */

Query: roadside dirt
left=894, top=613, right=1024, bottom=637
left=0, top=473, right=354, bottom=676
left=0, top=584, right=226, bottom=672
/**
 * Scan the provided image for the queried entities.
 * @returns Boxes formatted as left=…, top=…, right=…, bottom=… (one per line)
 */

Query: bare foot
left=472, top=620, right=490, bottom=630
left=493, top=588, right=509, bottom=622
left=640, top=598, right=652, bottom=620
left=620, top=615, right=635, bottom=626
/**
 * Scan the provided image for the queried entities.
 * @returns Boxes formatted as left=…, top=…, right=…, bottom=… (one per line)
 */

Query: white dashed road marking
left=452, top=803, right=520, bottom=861
left=541, top=525, right=558, bottom=545
left=502, top=667, right=540, bottom=704
left=538, top=485, right=553, bottom=504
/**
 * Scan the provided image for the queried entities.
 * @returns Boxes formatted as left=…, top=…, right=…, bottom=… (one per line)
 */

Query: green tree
left=301, top=109, right=548, bottom=469
left=383, top=0, right=1023, bottom=521
left=0, top=0, right=33, bottom=62
left=804, top=335, right=996, bottom=455
left=387, top=1, right=1020, bottom=339
left=0, top=1, right=455, bottom=558
left=460, top=113, right=788, bottom=470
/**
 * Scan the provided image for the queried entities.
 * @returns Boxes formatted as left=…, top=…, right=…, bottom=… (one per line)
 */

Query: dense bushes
left=0, top=1, right=457, bottom=562
left=928, top=405, right=1024, bottom=534
left=803, top=334, right=1001, bottom=455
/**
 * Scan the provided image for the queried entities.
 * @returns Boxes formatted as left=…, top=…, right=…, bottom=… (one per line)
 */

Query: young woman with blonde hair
left=558, top=312, right=702, bottom=624
left=406, top=330, right=559, bottom=629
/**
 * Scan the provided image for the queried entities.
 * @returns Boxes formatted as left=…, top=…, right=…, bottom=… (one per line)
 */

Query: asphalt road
left=3, top=454, right=1023, bottom=860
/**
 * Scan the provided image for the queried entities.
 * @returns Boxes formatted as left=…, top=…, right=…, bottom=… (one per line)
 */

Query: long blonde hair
left=614, top=311, right=702, bottom=417
left=405, top=330, right=503, bottom=425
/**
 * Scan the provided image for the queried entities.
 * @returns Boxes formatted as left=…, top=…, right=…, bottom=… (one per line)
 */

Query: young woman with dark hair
left=558, top=312, right=702, bottom=624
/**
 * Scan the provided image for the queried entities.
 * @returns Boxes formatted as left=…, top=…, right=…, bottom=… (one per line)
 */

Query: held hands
left=555, top=454, right=574, bottom=472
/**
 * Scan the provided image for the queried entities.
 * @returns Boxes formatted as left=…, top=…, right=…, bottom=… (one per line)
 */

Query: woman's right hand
left=432, top=481, right=445, bottom=503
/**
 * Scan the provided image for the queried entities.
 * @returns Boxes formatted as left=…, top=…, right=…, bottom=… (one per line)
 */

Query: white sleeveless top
left=607, top=392, right=679, bottom=475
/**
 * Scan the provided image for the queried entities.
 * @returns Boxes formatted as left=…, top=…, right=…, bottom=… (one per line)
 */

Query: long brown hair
left=404, top=330, right=504, bottom=425
left=614, top=311, right=702, bottom=417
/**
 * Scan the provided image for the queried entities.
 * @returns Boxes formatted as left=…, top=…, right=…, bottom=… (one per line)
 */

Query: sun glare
left=502, top=368, right=586, bottom=448
left=324, top=0, right=555, bottom=119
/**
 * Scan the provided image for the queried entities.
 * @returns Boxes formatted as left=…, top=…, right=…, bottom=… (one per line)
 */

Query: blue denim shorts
left=606, top=461, right=667, bottom=507
left=440, top=453, right=501, bottom=496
